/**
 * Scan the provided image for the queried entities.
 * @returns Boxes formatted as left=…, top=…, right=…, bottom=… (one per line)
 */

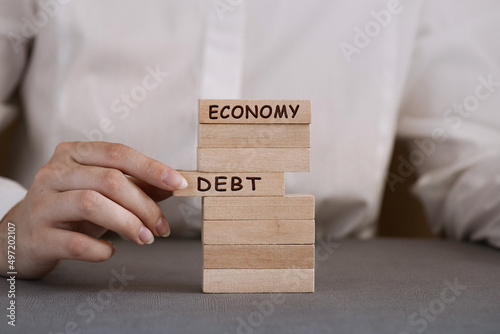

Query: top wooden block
left=199, top=99, right=311, bottom=124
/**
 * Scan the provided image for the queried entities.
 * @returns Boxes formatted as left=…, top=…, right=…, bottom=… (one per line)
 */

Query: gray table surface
left=1, top=237, right=499, bottom=334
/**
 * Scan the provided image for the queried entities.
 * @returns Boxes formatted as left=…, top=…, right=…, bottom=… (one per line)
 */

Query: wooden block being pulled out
left=198, top=124, right=310, bottom=148
left=203, top=269, right=315, bottom=293
left=203, top=195, right=315, bottom=220
left=204, top=245, right=314, bottom=269
left=202, top=220, right=315, bottom=245
left=199, top=99, right=311, bottom=124
left=197, top=148, right=310, bottom=172
left=173, top=171, right=285, bottom=197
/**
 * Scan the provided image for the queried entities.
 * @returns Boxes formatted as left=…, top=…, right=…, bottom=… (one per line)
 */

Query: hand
left=0, top=141, right=188, bottom=279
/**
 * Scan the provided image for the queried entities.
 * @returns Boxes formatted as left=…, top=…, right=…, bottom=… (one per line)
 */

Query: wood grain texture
left=198, top=124, right=310, bottom=148
left=203, top=195, right=315, bottom=220
left=197, top=148, right=310, bottom=172
left=173, top=171, right=285, bottom=197
left=203, top=269, right=315, bottom=293
left=202, top=220, right=315, bottom=245
left=203, top=245, right=315, bottom=269
left=199, top=99, right=311, bottom=124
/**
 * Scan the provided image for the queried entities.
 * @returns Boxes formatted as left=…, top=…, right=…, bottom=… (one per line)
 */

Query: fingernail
left=156, top=217, right=171, bottom=237
left=108, top=241, right=116, bottom=256
left=139, top=226, right=154, bottom=245
left=162, top=170, right=188, bottom=190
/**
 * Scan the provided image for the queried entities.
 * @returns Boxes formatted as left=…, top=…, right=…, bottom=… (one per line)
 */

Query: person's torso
left=15, top=0, right=423, bottom=237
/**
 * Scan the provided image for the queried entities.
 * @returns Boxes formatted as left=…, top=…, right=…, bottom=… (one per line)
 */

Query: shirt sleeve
left=0, top=0, right=33, bottom=219
left=397, top=0, right=500, bottom=247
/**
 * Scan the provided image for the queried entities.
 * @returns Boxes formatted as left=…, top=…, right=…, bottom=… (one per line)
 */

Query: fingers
left=57, top=142, right=188, bottom=191
left=72, top=221, right=108, bottom=239
left=44, top=190, right=155, bottom=245
left=14, top=141, right=184, bottom=277
left=127, top=176, right=173, bottom=203
left=43, top=229, right=116, bottom=262
left=50, top=166, right=170, bottom=237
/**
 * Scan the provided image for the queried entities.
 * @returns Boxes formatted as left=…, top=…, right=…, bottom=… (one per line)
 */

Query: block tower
left=174, top=99, right=315, bottom=293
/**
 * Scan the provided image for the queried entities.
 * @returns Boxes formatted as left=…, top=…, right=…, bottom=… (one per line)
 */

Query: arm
left=397, top=0, right=500, bottom=247
left=0, top=2, right=188, bottom=279
left=0, top=1, right=32, bottom=221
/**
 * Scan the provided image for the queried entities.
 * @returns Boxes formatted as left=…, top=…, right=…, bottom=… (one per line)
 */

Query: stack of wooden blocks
left=174, top=99, right=315, bottom=293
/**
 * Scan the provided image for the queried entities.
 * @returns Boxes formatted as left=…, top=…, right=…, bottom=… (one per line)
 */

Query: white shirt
left=1, top=0, right=500, bottom=245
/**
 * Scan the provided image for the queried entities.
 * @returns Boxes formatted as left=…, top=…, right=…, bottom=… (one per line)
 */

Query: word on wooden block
left=203, top=269, right=315, bottom=293
left=173, top=171, right=285, bottom=197
left=198, top=148, right=310, bottom=172
left=199, top=99, right=311, bottom=124
left=198, top=124, right=311, bottom=148
left=204, top=245, right=314, bottom=269
left=202, top=220, right=315, bottom=245
left=203, top=195, right=315, bottom=220
left=197, top=98, right=315, bottom=294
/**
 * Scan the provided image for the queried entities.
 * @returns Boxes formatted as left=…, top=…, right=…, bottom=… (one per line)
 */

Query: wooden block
left=202, top=220, right=315, bottom=245
left=204, top=245, right=314, bottom=269
left=173, top=171, right=285, bottom=197
left=198, top=124, right=310, bottom=148
left=199, top=99, right=311, bottom=124
left=203, top=195, right=315, bottom=220
left=203, top=269, right=314, bottom=293
left=197, top=148, right=310, bottom=172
